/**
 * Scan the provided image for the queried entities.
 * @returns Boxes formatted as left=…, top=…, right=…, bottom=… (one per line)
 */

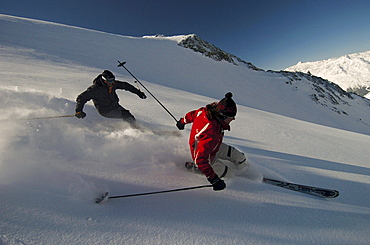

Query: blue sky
left=1, top=0, right=369, bottom=70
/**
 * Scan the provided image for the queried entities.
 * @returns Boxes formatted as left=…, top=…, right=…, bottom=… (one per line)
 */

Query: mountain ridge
left=177, top=34, right=263, bottom=71
left=285, top=51, right=370, bottom=98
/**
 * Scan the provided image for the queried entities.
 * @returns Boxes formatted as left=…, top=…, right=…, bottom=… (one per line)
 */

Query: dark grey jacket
left=76, top=75, right=142, bottom=116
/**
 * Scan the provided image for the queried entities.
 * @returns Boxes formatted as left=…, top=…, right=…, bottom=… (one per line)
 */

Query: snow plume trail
left=0, top=89, right=188, bottom=201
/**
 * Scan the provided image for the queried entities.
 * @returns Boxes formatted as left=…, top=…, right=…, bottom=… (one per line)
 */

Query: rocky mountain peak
left=178, top=34, right=263, bottom=71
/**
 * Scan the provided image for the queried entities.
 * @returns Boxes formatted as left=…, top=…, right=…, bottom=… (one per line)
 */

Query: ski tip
left=262, top=177, right=273, bottom=183
left=95, top=192, right=109, bottom=204
left=327, top=190, right=340, bottom=198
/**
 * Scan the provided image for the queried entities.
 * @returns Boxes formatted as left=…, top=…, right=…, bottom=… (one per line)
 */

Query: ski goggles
left=102, top=76, right=115, bottom=83
left=218, top=113, right=235, bottom=120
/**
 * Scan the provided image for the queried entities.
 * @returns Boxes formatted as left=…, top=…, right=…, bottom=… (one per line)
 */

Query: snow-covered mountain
left=0, top=14, right=369, bottom=245
left=285, top=51, right=370, bottom=99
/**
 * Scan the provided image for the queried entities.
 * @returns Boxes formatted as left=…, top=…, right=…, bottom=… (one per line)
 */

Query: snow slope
left=0, top=14, right=369, bottom=245
left=285, top=51, right=370, bottom=99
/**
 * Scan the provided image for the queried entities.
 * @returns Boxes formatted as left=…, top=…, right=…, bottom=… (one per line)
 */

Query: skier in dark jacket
left=75, top=70, right=146, bottom=126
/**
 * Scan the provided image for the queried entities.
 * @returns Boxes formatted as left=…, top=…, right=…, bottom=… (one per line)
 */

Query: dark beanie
left=217, top=92, right=237, bottom=117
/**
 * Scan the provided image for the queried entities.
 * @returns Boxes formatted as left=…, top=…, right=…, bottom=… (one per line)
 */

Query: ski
left=262, top=177, right=339, bottom=198
left=95, top=192, right=109, bottom=204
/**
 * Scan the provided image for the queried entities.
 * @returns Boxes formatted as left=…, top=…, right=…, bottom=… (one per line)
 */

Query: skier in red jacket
left=176, top=92, right=248, bottom=191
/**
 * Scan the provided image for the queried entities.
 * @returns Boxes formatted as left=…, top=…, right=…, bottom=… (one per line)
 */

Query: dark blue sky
left=1, top=0, right=369, bottom=70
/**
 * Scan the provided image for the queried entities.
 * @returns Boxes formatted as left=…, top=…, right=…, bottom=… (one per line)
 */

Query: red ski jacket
left=180, top=107, right=230, bottom=179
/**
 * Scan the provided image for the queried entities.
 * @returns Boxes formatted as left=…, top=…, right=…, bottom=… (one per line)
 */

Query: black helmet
left=102, top=70, right=115, bottom=81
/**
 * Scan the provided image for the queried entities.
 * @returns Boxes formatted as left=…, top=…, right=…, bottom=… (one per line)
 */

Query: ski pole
left=117, top=60, right=178, bottom=122
left=95, top=184, right=212, bottom=203
left=24, top=115, right=75, bottom=120
left=2, top=115, right=76, bottom=122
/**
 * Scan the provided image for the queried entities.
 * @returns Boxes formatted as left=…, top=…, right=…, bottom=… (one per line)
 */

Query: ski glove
left=208, top=175, right=226, bottom=191
left=75, top=111, right=86, bottom=119
left=137, top=91, right=147, bottom=99
left=176, top=119, right=185, bottom=130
